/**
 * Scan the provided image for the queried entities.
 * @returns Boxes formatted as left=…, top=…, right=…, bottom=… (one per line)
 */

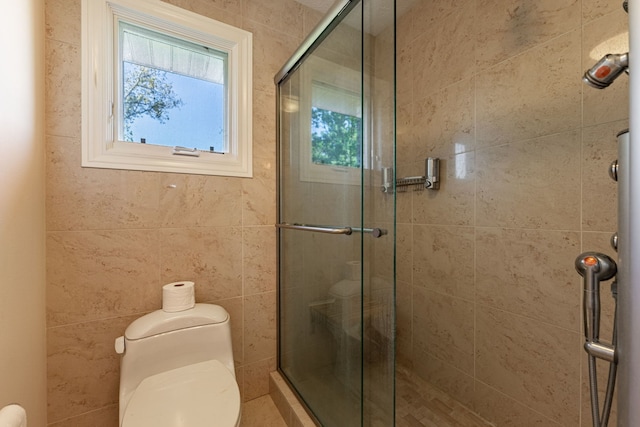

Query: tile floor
left=241, top=395, right=288, bottom=427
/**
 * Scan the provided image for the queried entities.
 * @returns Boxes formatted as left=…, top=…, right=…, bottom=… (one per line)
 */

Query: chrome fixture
left=609, top=159, right=619, bottom=181
left=276, top=223, right=388, bottom=238
left=583, top=53, right=629, bottom=89
left=395, top=157, right=441, bottom=191
left=575, top=252, right=618, bottom=427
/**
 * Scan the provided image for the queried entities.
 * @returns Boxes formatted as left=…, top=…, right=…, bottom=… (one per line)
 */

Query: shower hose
left=588, top=282, right=618, bottom=427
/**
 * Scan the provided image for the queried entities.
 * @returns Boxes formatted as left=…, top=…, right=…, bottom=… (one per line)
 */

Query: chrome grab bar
left=276, top=223, right=387, bottom=238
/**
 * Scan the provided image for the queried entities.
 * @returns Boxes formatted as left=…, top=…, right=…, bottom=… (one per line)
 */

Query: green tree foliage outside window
left=123, top=63, right=183, bottom=141
left=311, top=107, right=361, bottom=168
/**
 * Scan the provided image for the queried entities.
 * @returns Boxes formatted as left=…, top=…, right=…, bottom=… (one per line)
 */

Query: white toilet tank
left=117, top=303, right=238, bottom=426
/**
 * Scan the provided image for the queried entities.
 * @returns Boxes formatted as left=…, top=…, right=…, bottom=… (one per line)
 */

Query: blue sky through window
left=125, top=64, right=226, bottom=152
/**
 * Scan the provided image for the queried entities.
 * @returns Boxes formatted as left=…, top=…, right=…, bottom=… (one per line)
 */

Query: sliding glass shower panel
left=277, top=1, right=395, bottom=425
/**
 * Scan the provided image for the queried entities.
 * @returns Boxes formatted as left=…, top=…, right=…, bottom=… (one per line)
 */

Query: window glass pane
left=311, top=82, right=361, bottom=168
left=119, top=21, right=227, bottom=152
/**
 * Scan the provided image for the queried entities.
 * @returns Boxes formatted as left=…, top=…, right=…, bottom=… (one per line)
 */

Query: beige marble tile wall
left=44, top=0, right=322, bottom=425
left=396, top=0, right=628, bottom=425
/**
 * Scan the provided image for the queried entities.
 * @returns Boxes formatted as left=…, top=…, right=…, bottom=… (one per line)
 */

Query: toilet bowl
left=115, top=303, right=241, bottom=427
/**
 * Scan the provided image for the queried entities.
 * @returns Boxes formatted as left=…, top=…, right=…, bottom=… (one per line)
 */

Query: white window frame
left=82, top=0, right=253, bottom=177
left=298, top=56, right=366, bottom=185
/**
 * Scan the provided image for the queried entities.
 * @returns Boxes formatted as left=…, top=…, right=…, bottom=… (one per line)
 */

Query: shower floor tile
left=396, top=365, right=494, bottom=427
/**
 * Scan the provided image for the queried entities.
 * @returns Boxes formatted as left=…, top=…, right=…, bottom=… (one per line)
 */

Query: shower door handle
left=276, top=223, right=387, bottom=238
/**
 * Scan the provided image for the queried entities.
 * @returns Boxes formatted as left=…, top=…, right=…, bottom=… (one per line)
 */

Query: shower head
left=583, top=52, right=629, bottom=89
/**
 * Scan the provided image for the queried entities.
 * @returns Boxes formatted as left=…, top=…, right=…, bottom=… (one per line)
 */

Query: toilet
left=115, top=303, right=241, bottom=427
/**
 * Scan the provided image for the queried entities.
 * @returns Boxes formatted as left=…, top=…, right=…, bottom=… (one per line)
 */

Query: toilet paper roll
left=162, top=281, right=195, bottom=312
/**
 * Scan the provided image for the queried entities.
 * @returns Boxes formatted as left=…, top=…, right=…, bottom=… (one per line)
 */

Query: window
left=82, top=0, right=252, bottom=177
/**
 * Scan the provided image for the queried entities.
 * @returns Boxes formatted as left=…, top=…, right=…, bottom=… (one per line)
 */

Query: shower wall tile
left=582, top=120, right=626, bottom=232
left=159, top=173, right=242, bottom=228
left=243, top=357, right=277, bottom=402
left=475, top=0, right=580, bottom=70
left=413, top=287, right=475, bottom=374
left=47, top=135, right=162, bottom=231
left=476, top=130, right=581, bottom=230
left=244, top=291, right=277, bottom=364
left=412, top=152, right=475, bottom=226
left=47, top=316, right=135, bottom=423
left=302, top=5, right=324, bottom=36
left=476, top=227, right=581, bottom=330
left=409, top=0, right=473, bottom=43
left=412, top=78, right=475, bottom=158
left=253, top=88, right=277, bottom=162
left=45, top=39, right=81, bottom=138
left=160, top=227, right=243, bottom=302
left=582, top=9, right=630, bottom=127
left=45, top=0, right=80, bottom=45
left=47, top=230, right=161, bottom=327
left=583, top=0, right=625, bottom=23
left=476, top=29, right=581, bottom=147
left=243, top=226, right=277, bottom=295
left=411, top=2, right=475, bottom=100
left=473, top=381, right=561, bottom=426
left=476, top=307, right=581, bottom=426
left=212, top=297, right=245, bottom=366
left=396, top=224, right=413, bottom=283
left=411, top=346, right=475, bottom=409
left=396, top=280, right=412, bottom=365
left=412, top=225, right=475, bottom=301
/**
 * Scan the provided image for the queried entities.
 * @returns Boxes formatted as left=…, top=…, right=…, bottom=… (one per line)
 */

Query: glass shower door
left=276, top=0, right=395, bottom=425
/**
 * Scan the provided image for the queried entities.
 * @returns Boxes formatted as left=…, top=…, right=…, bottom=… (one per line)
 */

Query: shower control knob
left=609, top=159, right=619, bottom=181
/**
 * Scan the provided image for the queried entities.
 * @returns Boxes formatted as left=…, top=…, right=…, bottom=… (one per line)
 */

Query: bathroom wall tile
left=396, top=102, right=414, bottom=175
left=47, top=404, right=119, bottom=427
left=582, top=120, right=625, bottom=232
left=161, top=0, right=243, bottom=27
left=413, top=287, right=475, bottom=374
left=243, top=20, right=301, bottom=94
left=475, top=0, right=580, bottom=70
left=243, top=226, right=277, bottom=295
left=476, top=307, right=581, bottom=425
left=45, top=39, right=80, bottom=138
left=583, top=0, right=626, bottom=23
left=396, top=224, right=412, bottom=284
left=476, top=29, right=581, bottom=147
left=47, top=316, right=135, bottom=423
left=396, top=40, right=413, bottom=108
left=45, top=0, right=80, bottom=45
left=235, top=365, right=245, bottom=403
left=411, top=3, right=475, bottom=100
left=159, top=173, right=243, bottom=228
left=412, top=152, right=475, bottom=226
left=476, top=130, right=581, bottom=230
left=473, top=381, right=561, bottom=426
left=244, top=291, right=277, bottom=364
left=412, top=78, right=475, bottom=158
left=243, top=0, right=304, bottom=41
left=582, top=9, right=630, bottom=127
left=476, top=228, right=581, bottom=331
left=411, top=346, right=475, bottom=409
left=412, top=225, right=475, bottom=301
left=242, top=158, right=277, bottom=226
left=47, top=230, right=161, bottom=327
left=213, top=297, right=244, bottom=366
left=243, top=357, right=277, bottom=402
left=160, top=227, right=243, bottom=301
left=47, top=136, right=162, bottom=231
left=302, top=5, right=324, bottom=37
left=254, top=88, right=277, bottom=162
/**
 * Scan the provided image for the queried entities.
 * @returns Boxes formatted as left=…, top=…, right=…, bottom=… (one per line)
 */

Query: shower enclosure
left=277, top=0, right=633, bottom=426
left=275, top=0, right=396, bottom=425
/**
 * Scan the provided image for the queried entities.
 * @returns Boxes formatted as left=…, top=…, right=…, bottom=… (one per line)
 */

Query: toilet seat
left=122, top=360, right=241, bottom=427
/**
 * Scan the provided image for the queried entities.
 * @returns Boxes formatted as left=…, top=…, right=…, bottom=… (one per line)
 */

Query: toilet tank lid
left=125, top=304, right=229, bottom=340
